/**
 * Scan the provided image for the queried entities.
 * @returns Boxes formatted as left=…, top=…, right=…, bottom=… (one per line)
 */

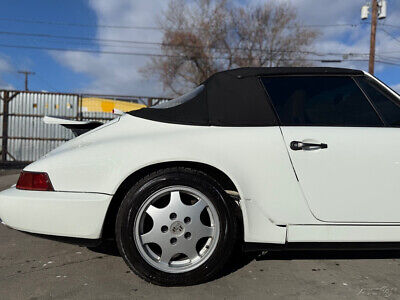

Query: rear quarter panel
left=25, top=115, right=317, bottom=242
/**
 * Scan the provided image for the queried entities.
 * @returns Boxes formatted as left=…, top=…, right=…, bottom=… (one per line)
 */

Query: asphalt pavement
left=1, top=172, right=400, bottom=299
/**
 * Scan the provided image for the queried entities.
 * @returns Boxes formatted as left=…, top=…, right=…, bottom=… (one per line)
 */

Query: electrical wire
left=0, top=42, right=362, bottom=60
left=0, top=17, right=160, bottom=30
left=0, top=42, right=397, bottom=66
left=0, top=19, right=398, bottom=66
left=381, top=27, right=400, bottom=45
left=0, top=17, right=363, bottom=30
left=381, top=24, right=400, bottom=30
left=0, top=29, right=373, bottom=57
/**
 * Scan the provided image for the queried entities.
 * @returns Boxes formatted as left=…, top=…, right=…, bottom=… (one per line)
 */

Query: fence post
left=78, top=95, right=83, bottom=121
left=1, top=91, right=9, bottom=162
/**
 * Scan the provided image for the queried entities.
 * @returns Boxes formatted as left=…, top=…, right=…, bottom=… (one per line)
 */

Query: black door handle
left=290, top=141, right=328, bottom=151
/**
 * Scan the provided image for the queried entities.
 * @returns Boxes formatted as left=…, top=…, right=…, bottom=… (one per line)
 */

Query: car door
left=261, top=75, right=400, bottom=223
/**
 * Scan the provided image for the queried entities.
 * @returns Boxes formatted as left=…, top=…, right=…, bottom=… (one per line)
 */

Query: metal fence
left=0, top=90, right=170, bottom=167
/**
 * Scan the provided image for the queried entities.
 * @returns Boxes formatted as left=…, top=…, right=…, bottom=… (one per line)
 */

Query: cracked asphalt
left=2, top=172, right=400, bottom=299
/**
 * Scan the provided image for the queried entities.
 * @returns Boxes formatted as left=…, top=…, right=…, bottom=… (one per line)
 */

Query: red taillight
left=16, top=171, right=54, bottom=191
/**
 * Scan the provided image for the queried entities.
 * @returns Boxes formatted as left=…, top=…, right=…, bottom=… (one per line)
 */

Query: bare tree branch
left=141, top=0, right=318, bottom=96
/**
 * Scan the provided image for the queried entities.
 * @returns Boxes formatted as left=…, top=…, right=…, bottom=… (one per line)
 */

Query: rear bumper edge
left=0, top=187, right=112, bottom=239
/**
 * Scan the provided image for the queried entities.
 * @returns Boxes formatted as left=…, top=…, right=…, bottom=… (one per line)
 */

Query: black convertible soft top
left=128, top=67, right=364, bottom=126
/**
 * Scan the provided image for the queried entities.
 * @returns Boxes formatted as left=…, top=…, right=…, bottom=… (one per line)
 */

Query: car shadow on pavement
left=257, top=249, right=400, bottom=261
left=87, top=240, right=400, bottom=283
left=87, top=240, right=121, bottom=257
left=215, top=249, right=259, bottom=280
left=87, top=241, right=259, bottom=283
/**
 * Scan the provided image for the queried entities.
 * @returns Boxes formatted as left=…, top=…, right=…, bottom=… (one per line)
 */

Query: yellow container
left=81, top=97, right=146, bottom=113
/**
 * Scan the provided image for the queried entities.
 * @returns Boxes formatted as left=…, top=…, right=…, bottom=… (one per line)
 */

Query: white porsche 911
left=1, top=67, right=400, bottom=286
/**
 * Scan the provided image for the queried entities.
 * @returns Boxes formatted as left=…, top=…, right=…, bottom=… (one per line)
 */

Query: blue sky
left=1, top=0, right=400, bottom=95
left=0, top=0, right=97, bottom=92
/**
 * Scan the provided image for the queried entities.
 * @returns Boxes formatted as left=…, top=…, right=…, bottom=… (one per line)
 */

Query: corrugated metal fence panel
left=0, top=91, right=3, bottom=156
left=1, top=90, right=172, bottom=163
left=7, top=92, right=78, bottom=161
left=81, top=111, right=115, bottom=123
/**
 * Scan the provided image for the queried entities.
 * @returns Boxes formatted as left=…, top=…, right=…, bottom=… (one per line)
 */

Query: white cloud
left=0, top=55, right=14, bottom=89
left=53, top=0, right=167, bottom=96
left=54, top=0, right=400, bottom=96
left=287, top=0, right=400, bottom=70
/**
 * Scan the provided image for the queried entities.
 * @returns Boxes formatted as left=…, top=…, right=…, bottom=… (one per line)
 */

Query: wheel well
left=101, top=161, right=239, bottom=240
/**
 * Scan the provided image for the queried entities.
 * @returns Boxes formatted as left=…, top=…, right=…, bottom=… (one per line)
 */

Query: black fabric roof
left=214, top=67, right=363, bottom=78
left=129, top=67, right=364, bottom=126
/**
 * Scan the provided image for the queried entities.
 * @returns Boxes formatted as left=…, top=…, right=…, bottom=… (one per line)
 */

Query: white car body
left=1, top=70, right=400, bottom=246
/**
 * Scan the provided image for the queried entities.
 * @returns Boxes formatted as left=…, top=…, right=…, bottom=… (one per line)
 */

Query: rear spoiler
left=43, top=116, right=104, bottom=137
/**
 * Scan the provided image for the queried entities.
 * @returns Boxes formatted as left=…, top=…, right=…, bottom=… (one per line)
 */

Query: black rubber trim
left=243, top=242, right=400, bottom=252
left=352, top=76, right=387, bottom=126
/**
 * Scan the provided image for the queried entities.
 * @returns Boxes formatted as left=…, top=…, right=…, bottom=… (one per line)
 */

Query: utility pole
left=1, top=91, right=9, bottom=163
left=361, top=0, right=387, bottom=75
left=369, top=0, right=378, bottom=75
left=18, top=70, right=35, bottom=91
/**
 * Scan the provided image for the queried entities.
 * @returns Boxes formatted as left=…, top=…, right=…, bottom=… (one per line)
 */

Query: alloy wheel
left=134, top=186, right=220, bottom=273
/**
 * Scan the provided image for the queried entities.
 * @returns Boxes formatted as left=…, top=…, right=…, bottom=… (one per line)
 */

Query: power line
left=0, top=43, right=181, bottom=58
left=0, top=42, right=370, bottom=60
left=0, top=29, right=364, bottom=56
left=322, top=58, right=400, bottom=67
left=0, top=17, right=364, bottom=30
left=378, top=28, right=400, bottom=63
left=0, top=29, right=374, bottom=57
left=381, top=24, right=400, bottom=29
left=381, top=27, right=400, bottom=45
left=376, top=55, right=400, bottom=64
left=374, top=60, right=400, bottom=66
left=0, top=41, right=397, bottom=67
left=0, top=42, right=319, bottom=60
left=0, top=17, right=160, bottom=30
left=293, top=23, right=361, bottom=28
left=18, top=36, right=162, bottom=52
left=0, top=30, right=163, bottom=46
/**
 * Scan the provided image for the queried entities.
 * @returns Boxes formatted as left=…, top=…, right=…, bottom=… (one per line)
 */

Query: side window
left=355, top=76, right=400, bottom=127
left=153, top=85, right=205, bottom=109
left=261, top=76, right=383, bottom=127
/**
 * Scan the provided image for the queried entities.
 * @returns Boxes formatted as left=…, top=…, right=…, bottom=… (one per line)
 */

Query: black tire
left=115, top=167, right=238, bottom=286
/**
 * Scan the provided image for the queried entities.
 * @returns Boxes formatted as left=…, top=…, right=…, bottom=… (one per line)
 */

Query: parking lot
left=1, top=172, right=400, bottom=299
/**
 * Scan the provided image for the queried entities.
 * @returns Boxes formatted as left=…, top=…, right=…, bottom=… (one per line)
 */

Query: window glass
left=356, top=76, right=400, bottom=127
left=261, top=76, right=383, bottom=127
left=153, top=85, right=204, bottom=109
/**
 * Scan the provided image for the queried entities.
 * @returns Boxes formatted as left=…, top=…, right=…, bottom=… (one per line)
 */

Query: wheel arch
left=101, top=161, right=240, bottom=239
